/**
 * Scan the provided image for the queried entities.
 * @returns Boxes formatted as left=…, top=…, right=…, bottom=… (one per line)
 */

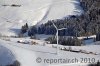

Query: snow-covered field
left=0, top=0, right=99, bottom=66
left=0, top=0, right=83, bottom=36
left=0, top=34, right=99, bottom=66
left=0, top=37, right=100, bottom=66
left=0, top=44, right=15, bottom=65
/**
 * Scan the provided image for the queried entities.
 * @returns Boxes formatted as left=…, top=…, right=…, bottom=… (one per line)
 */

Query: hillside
left=0, top=0, right=83, bottom=36
left=0, top=0, right=100, bottom=66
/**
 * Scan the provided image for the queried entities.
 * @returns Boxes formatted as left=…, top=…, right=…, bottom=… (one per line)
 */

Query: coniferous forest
left=21, top=0, right=100, bottom=46
left=28, top=0, right=100, bottom=37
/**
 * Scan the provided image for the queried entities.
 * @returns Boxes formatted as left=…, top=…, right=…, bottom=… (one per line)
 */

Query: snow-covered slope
left=0, top=44, right=15, bottom=65
left=0, top=0, right=83, bottom=36
left=0, top=39, right=100, bottom=66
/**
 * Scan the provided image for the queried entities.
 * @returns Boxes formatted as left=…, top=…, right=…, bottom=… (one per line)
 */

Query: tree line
left=27, top=0, right=100, bottom=37
left=20, top=0, right=100, bottom=45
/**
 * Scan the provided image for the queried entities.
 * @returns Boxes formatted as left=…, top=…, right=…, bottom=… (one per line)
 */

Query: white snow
left=77, top=35, right=96, bottom=40
left=0, top=0, right=83, bottom=36
left=0, top=38, right=100, bottom=66
left=0, top=44, right=15, bottom=65
left=0, top=0, right=99, bottom=66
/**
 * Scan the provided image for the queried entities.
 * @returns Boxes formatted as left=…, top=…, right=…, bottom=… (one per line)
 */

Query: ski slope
left=0, top=0, right=83, bottom=36
left=0, top=38, right=100, bottom=66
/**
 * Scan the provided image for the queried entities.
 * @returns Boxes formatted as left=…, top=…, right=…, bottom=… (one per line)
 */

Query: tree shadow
left=10, top=28, right=21, bottom=34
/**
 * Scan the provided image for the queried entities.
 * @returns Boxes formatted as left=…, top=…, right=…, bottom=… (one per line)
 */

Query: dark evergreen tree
left=21, top=23, right=29, bottom=34
left=29, top=0, right=100, bottom=38
left=45, top=36, right=81, bottom=46
left=28, top=26, right=37, bottom=36
left=96, top=33, right=100, bottom=41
